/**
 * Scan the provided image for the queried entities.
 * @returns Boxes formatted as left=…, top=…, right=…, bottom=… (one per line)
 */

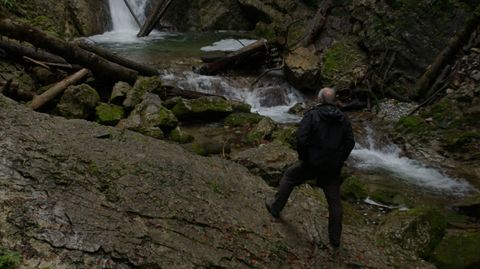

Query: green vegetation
left=95, top=103, right=125, bottom=126
left=168, top=127, right=194, bottom=144
left=321, top=39, right=367, bottom=87
left=0, top=0, right=19, bottom=13
left=340, top=176, right=368, bottom=201
left=0, top=247, right=22, bottom=269
left=224, top=112, right=264, bottom=127
left=432, top=232, right=480, bottom=269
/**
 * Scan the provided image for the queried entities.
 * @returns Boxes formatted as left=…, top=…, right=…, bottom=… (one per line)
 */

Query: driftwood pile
left=0, top=14, right=218, bottom=111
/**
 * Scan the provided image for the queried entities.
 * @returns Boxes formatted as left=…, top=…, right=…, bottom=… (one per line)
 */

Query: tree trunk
left=0, top=16, right=138, bottom=84
left=300, top=0, right=334, bottom=47
left=414, top=6, right=480, bottom=100
left=123, top=0, right=142, bottom=28
left=197, top=39, right=267, bottom=75
left=30, top=68, right=90, bottom=110
left=137, top=0, right=173, bottom=37
left=76, top=40, right=159, bottom=76
left=0, top=39, right=70, bottom=64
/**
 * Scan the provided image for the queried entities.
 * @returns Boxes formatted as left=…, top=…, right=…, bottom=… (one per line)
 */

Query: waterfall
left=90, top=0, right=152, bottom=43
left=350, top=127, right=473, bottom=194
left=108, top=0, right=146, bottom=31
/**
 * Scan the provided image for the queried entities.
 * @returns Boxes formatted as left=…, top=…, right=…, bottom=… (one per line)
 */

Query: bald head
left=317, top=87, right=336, bottom=105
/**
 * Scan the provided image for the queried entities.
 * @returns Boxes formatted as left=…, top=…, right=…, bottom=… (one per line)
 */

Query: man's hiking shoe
left=265, top=200, right=280, bottom=218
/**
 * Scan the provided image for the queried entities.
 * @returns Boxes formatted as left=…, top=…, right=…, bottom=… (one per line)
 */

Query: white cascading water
left=161, top=71, right=305, bottom=123
left=350, top=127, right=473, bottom=194
left=90, top=0, right=166, bottom=43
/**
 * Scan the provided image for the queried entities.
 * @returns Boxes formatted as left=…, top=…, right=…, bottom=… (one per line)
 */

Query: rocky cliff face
left=0, top=0, right=109, bottom=37
left=0, top=95, right=434, bottom=268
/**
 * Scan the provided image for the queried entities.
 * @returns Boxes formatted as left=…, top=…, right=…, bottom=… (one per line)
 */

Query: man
left=265, top=87, right=355, bottom=248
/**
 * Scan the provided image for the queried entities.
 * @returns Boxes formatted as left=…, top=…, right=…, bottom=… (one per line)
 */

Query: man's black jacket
left=296, top=104, right=355, bottom=168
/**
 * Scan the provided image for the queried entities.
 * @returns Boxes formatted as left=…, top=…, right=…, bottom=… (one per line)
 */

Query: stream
left=89, top=0, right=478, bottom=209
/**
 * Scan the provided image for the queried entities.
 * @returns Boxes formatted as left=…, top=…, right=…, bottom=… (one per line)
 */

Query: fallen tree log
left=196, top=39, right=267, bottom=75
left=76, top=39, right=159, bottom=76
left=0, top=39, right=72, bottom=64
left=0, top=16, right=138, bottom=84
left=414, top=5, right=480, bottom=100
left=123, top=0, right=142, bottom=28
left=137, top=0, right=173, bottom=37
left=30, top=68, right=89, bottom=110
left=1, top=79, right=36, bottom=101
left=300, top=0, right=333, bottom=47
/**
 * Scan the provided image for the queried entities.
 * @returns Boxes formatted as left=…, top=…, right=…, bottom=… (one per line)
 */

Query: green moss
left=405, top=207, right=447, bottom=259
left=341, top=176, right=368, bottom=201
left=370, top=188, right=409, bottom=206
left=321, top=39, right=367, bottom=86
left=254, top=22, right=277, bottom=40
left=168, top=127, right=194, bottom=144
left=432, top=232, right=480, bottom=269
left=378, top=207, right=447, bottom=259
left=444, top=131, right=479, bottom=152
left=172, top=97, right=233, bottom=121
left=1, top=0, right=19, bottom=13
left=154, top=106, right=178, bottom=132
left=0, top=247, right=22, bottom=269
left=397, top=115, right=428, bottom=133
left=272, top=126, right=297, bottom=149
left=224, top=112, right=264, bottom=127
left=95, top=103, right=125, bottom=126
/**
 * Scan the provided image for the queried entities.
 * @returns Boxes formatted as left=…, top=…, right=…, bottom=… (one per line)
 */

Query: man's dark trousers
left=270, top=161, right=343, bottom=247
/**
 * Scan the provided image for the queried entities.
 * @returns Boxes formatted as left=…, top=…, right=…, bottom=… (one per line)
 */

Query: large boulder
left=231, top=140, right=298, bottom=186
left=117, top=93, right=178, bottom=138
left=123, top=76, right=162, bottom=110
left=67, top=0, right=110, bottom=35
left=171, top=96, right=234, bottom=121
left=284, top=47, right=322, bottom=92
left=376, top=207, right=447, bottom=259
left=432, top=231, right=480, bottom=269
left=95, top=103, right=125, bottom=126
left=0, top=94, right=438, bottom=268
left=110, top=81, right=132, bottom=105
left=246, top=117, right=277, bottom=144
left=57, top=84, right=100, bottom=119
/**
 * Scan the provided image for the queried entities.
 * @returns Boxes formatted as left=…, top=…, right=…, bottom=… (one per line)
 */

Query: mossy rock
left=0, top=247, right=22, bottom=269
left=229, top=100, right=251, bottom=113
left=246, top=117, right=276, bottom=144
left=272, top=125, right=297, bottom=149
left=254, top=22, right=277, bottom=40
left=123, top=76, right=162, bottom=109
left=190, top=141, right=231, bottom=156
left=171, top=96, right=234, bottom=122
left=444, top=131, right=479, bottom=152
left=432, top=231, right=480, bottom=269
left=341, top=176, right=368, bottom=201
left=95, top=103, right=125, bottom=126
left=57, top=84, right=100, bottom=119
left=453, top=194, right=480, bottom=219
left=321, top=39, right=368, bottom=88
left=376, top=207, right=447, bottom=259
left=168, top=127, right=194, bottom=144
left=224, top=112, right=264, bottom=127
left=163, top=96, right=183, bottom=110
left=110, top=81, right=131, bottom=105
left=370, top=188, right=409, bottom=206
left=30, top=15, right=58, bottom=35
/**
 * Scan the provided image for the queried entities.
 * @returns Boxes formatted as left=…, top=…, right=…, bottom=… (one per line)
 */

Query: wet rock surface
left=0, top=95, right=435, bottom=268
